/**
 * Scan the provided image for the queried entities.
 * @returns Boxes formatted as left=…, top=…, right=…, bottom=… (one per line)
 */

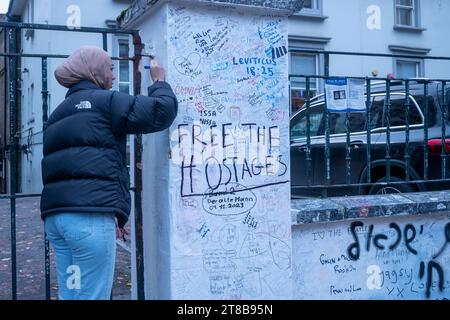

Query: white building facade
left=6, top=0, right=133, bottom=193
left=289, top=0, right=450, bottom=112
left=4, top=0, right=450, bottom=193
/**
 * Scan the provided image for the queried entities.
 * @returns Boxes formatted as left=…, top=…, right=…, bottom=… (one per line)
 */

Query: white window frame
left=290, top=53, right=320, bottom=91
left=114, top=37, right=133, bottom=168
left=394, top=0, right=421, bottom=28
left=394, top=58, right=424, bottom=78
left=289, top=53, right=321, bottom=114
left=117, top=38, right=131, bottom=94
left=297, top=0, right=323, bottom=16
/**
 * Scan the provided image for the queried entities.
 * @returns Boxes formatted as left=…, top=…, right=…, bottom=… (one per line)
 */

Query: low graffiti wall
left=291, top=191, right=450, bottom=300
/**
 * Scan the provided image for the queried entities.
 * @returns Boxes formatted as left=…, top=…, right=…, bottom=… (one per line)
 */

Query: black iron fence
left=289, top=73, right=450, bottom=198
left=0, top=21, right=145, bottom=300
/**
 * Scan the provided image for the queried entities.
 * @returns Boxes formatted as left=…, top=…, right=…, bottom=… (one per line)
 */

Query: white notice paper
left=325, top=78, right=366, bottom=112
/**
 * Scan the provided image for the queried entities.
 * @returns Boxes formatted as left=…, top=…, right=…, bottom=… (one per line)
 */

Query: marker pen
left=142, top=54, right=154, bottom=70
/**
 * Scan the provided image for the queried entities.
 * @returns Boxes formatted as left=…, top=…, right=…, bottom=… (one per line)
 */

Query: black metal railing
left=289, top=74, right=450, bottom=198
left=0, top=21, right=144, bottom=300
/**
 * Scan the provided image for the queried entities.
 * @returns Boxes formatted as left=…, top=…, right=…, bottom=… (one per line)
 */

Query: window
left=395, top=59, right=423, bottom=78
left=118, top=41, right=130, bottom=94
left=329, top=113, right=367, bottom=135
left=290, top=54, right=319, bottom=114
left=327, top=97, right=385, bottom=135
left=303, top=0, right=318, bottom=9
left=299, top=0, right=322, bottom=15
left=412, top=95, right=436, bottom=126
left=389, top=95, right=423, bottom=126
left=372, top=94, right=423, bottom=128
left=395, top=0, right=421, bottom=28
left=290, top=104, right=324, bottom=140
left=369, top=96, right=386, bottom=129
left=116, top=40, right=132, bottom=167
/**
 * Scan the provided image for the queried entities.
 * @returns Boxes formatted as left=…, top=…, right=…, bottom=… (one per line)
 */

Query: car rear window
left=389, top=95, right=423, bottom=127
left=412, top=95, right=436, bottom=126
left=290, top=104, right=324, bottom=139
left=329, top=112, right=366, bottom=134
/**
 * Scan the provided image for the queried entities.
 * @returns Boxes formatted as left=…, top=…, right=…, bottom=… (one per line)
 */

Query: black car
left=290, top=81, right=450, bottom=198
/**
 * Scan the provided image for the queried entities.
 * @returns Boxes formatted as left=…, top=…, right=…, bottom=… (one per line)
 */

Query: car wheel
left=368, top=176, right=417, bottom=195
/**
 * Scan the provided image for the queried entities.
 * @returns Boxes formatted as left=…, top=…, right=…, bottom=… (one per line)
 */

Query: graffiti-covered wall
left=293, top=213, right=450, bottom=300
left=163, top=3, right=292, bottom=299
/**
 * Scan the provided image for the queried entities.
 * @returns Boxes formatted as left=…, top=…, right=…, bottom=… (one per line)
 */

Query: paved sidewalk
left=0, top=197, right=131, bottom=300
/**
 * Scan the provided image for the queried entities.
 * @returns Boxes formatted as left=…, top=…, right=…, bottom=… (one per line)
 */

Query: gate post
left=7, top=26, right=17, bottom=301
left=120, top=0, right=303, bottom=299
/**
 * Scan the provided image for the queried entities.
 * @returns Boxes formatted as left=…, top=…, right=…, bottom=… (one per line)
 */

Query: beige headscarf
left=55, top=46, right=113, bottom=89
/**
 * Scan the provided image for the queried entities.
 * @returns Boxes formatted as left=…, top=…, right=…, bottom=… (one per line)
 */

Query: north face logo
left=75, top=101, right=92, bottom=110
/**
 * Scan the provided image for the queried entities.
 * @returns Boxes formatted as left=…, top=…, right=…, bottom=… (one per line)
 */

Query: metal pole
left=404, top=80, right=411, bottom=181
left=8, top=27, right=17, bottom=301
left=385, top=79, right=391, bottom=183
left=41, top=57, right=51, bottom=300
left=323, top=77, right=330, bottom=198
left=365, top=78, right=372, bottom=185
left=0, top=21, right=136, bottom=35
left=289, top=48, right=450, bottom=61
left=289, top=74, right=450, bottom=83
left=424, top=82, right=429, bottom=180
left=133, top=32, right=145, bottom=300
left=305, top=77, right=312, bottom=185
left=345, top=109, right=351, bottom=185
left=441, top=81, right=447, bottom=179
left=102, top=33, right=108, bottom=51
left=0, top=53, right=133, bottom=60
left=2, top=27, right=7, bottom=194
left=42, top=58, right=49, bottom=128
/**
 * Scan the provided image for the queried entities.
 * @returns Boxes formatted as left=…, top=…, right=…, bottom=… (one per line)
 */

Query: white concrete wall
left=18, top=0, right=131, bottom=193
left=131, top=1, right=293, bottom=299
left=292, top=213, right=450, bottom=299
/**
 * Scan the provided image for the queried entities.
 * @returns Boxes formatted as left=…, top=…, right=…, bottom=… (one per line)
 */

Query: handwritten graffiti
left=219, top=224, right=239, bottom=251
left=419, top=260, right=444, bottom=299
left=257, top=19, right=283, bottom=46
left=347, top=221, right=424, bottom=260
left=232, top=57, right=277, bottom=66
left=175, top=85, right=202, bottom=96
left=246, top=66, right=274, bottom=77
left=347, top=221, right=450, bottom=299
left=168, top=5, right=290, bottom=299
left=180, top=155, right=288, bottom=197
left=202, top=183, right=257, bottom=216
left=174, top=53, right=202, bottom=78
left=330, top=284, right=362, bottom=296
left=242, top=212, right=258, bottom=229
left=202, top=249, right=237, bottom=274
left=271, top=46, right=288, bottom=60
left=198, top=223, right=211, bottom=238
left=193, top=24, right=233, bottom=56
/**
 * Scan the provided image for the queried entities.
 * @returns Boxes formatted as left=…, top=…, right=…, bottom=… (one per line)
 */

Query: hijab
left=54, top=46, right=113, bottom=89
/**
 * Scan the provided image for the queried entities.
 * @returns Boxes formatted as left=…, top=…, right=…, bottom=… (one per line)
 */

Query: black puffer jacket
left=40, top=80, right=177, bottom=228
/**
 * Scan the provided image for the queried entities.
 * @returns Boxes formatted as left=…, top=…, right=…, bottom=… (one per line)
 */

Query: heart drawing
left=174, top=52, right=202, bottom=77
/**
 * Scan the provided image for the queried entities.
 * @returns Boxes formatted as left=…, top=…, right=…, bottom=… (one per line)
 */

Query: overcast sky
left=0, top=0, right=10, bottom=14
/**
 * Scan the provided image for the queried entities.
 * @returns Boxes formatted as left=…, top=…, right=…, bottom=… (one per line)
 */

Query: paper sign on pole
left=325, top=78, right=366, bottom=112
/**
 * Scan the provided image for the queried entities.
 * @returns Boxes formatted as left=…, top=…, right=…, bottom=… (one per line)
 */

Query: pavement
left=0, top=197, right=132, bottom=300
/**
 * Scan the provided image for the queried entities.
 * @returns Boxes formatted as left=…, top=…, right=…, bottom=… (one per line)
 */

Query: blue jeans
left=44, top=212, right=116, bottom=300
